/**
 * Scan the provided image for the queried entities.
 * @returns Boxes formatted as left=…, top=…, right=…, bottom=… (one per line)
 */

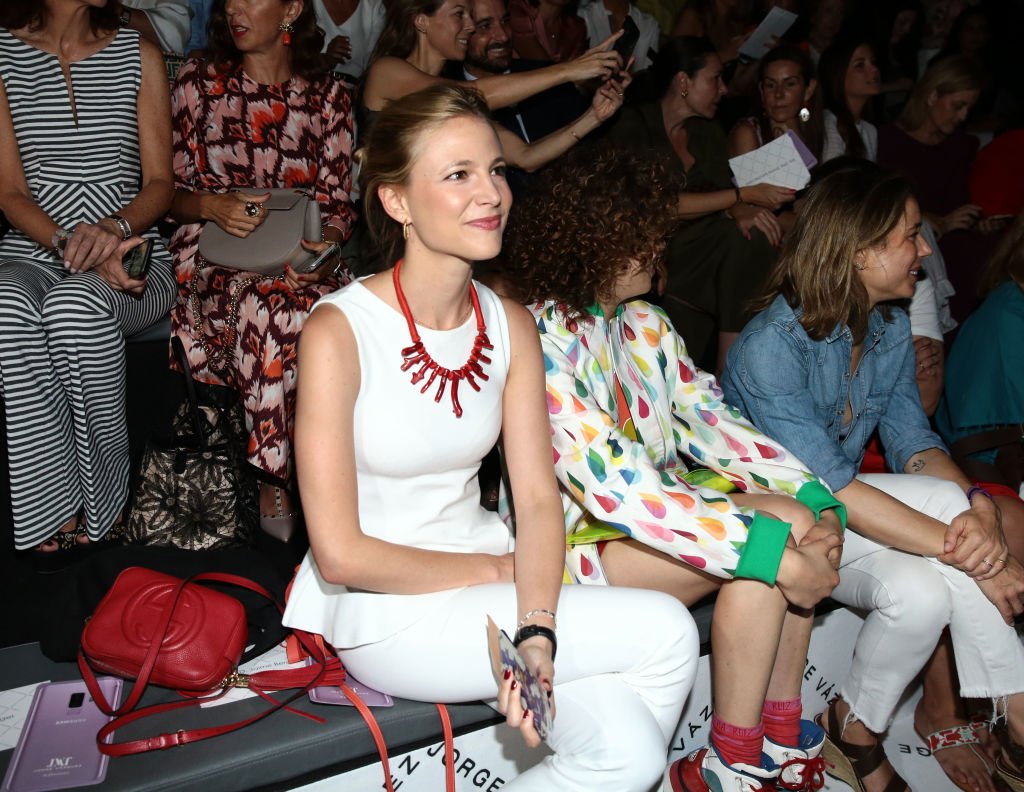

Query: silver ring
left=245, top=201, right=260, bottom=218
left=984, top=559, right=994, bottom=566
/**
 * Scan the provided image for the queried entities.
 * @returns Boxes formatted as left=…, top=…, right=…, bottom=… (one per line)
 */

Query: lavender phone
left=2, top=678, right=122, bottom=792
left=304, top=660, right=393, bottom=707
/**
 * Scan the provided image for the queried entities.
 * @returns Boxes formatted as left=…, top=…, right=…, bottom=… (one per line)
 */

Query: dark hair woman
left=722, top=167, right=1024, bottom=792
left=728, top=44, right=823, bottom=163
left=818, top=32, right=880, bottom=161
left=0, top=0, right=177, bottom=555
left=168, top=0, right=356, bottom=538
left=607, top=36, right=795, bottom=374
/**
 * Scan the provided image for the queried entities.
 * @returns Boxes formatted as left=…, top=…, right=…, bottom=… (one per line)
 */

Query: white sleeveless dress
left=282, top=278, right=513, bottom=648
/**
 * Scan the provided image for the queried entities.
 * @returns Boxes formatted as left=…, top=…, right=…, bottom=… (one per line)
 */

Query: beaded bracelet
left=514, top=624, right=557, bottom=661
left=517, top=609, right=556, bottom=629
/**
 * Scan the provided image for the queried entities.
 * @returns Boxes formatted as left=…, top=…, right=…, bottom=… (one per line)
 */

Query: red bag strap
left=437, top=704, right=455, bottom=792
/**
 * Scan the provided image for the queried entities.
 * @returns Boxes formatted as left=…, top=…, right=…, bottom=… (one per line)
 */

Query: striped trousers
left=0, top=257, right=176, bottom=549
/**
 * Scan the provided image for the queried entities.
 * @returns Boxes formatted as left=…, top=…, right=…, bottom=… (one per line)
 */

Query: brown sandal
left=815, top=701, right=909, bottom=792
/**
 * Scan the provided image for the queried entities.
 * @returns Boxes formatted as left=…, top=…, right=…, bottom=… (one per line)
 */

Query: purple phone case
left=2, top=678, right=122, bottom=792
left=307, top=677, right=394, bottom=708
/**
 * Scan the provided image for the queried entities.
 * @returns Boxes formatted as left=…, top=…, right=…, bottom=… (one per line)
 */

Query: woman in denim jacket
left=721, top=167, right=1024, bottom=792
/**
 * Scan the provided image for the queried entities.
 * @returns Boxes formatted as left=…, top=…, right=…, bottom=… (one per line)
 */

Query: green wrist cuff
left=796, top=480, right=847, bottom=531
left=734, top=513, right=790, bottom=586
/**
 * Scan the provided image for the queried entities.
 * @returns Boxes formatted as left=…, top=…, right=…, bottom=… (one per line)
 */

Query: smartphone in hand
left=612, top=17, right=640, bottom=67
left=123, top=238, right=154, bottom=279
left=293, top=242, right=340, bottom=274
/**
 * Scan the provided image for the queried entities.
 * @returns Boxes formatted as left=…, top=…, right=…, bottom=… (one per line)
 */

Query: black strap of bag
left=170, top=335, right=207, bottom=447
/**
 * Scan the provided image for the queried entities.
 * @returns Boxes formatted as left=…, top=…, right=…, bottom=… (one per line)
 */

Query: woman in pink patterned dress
left=169, top=0, right=355, bottom=534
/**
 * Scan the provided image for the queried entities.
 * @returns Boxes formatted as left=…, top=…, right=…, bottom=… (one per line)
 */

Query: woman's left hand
left=591, top=67, right=633, bottom=123
left=495, top=638, right=556, bottom=749
left=282, top=240, right=343, bottom=291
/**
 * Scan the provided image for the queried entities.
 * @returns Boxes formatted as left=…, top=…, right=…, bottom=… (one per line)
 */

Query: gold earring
left=681, top=89, right=688, bottom=98
left=403, top=222, right=412, bottom=241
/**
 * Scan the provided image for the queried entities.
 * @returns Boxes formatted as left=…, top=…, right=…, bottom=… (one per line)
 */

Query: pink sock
left=711, top=714, right=765, bottom=769
left=763, top=698, right=802, bottom=747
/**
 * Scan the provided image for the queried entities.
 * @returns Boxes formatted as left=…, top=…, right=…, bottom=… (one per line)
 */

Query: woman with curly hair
left=504, top=143, right=846, bottom=792
left=168, top=0, right=355, bottom=537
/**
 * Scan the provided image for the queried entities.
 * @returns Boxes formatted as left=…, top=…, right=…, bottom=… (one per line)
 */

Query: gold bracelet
left=569, top=128, right=581, bottom=142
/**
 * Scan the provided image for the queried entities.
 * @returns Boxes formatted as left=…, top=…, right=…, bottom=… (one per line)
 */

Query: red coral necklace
left=392, top=258, right=493, bottom=418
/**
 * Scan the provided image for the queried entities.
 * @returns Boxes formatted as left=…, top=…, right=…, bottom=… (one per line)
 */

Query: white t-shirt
left=577, top=1, right=660, bottom=72
left=822, top=109, right=878, bottom=162
left=313, top=0, right=385, bottom=80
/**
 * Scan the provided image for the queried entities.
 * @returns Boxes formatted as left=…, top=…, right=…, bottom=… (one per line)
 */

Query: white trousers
left=833, top=473, right=1024, bottom=732
left=339, top=583, right=698, bottom=792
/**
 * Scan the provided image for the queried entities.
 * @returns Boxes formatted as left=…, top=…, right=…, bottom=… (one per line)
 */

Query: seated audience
left=804, top=0, right=847, bottom=65
left=313, top=0, right=385, bottom=80
left=282, top=84, right=698, bottom=792
left=938, top=212, right=1024, bottom=561
left=577, top=0, right=660, bottom=72
left=728, top=44, right=823, bottom=239
left=877, top=54, right=998, bottom=322
left=729, top=44, right=822, bottom=162
left=608, top=37, right=793, bottom=373
left=509, top=0, right=587, bottom=62
left=0, top=0, right=177, bottom=554
left=504, top=144, right=844, bottom=792
left=721, top=167, right=1024, bottom=792
left=362, top=0, right=628, bottom=172
left=865, top=0, right=921, bottom=121
left=819, top=31, right=880, bottom=161
left=168, top=0, right=355, bottom=537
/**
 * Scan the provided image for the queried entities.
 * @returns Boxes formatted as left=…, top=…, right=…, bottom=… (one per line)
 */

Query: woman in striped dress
left=0, top=0, right=177, bottom=552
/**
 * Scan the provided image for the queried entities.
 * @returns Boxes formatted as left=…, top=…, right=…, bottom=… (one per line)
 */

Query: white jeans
left=833, top=473, right=1024, bottom=732
left=339, top=583, right=698, bottom=792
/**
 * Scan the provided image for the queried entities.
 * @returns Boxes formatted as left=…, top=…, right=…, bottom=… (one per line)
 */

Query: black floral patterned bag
left=125, top=338, right=258, bottom=550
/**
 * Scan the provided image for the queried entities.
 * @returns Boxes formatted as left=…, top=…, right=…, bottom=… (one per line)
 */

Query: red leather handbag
left=77, top=568, right=348, bottom=755
left=78, top=567, right=456, bottom=792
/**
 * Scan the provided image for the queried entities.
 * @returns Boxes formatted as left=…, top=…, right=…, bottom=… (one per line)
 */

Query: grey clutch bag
left=197, top=188, right=322, bottom=275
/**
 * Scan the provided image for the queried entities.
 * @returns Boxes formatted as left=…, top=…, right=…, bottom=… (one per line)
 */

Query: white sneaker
left=762, top=719, right=828, bottom=791
left=663, top=741, right=779, bottom=791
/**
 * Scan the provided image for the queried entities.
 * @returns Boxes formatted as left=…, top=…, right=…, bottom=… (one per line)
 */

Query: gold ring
left=245, top=201, right=260, bottom=218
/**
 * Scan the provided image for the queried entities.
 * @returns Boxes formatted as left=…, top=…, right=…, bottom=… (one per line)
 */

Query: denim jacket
left=720, top=295, right=946, bottom=492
